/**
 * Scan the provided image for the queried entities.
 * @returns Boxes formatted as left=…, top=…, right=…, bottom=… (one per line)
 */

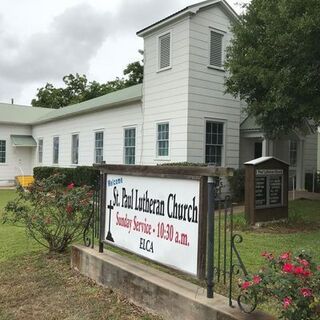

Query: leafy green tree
left=31, top=59, right=144, bottom=109
left=225, top=0, right=320, bottom=138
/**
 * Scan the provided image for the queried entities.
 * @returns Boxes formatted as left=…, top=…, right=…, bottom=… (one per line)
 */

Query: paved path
left=289, top=190, right=320, bottom=201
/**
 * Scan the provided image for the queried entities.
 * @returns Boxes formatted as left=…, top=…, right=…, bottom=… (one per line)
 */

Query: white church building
left=0, top=0, right=318, bottom=190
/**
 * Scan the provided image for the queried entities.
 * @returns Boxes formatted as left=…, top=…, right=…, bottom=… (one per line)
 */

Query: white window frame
left=94, top=130, right=104, bottom=164
left=207, top=27, right=226, bottom=71
left=0, top=140, right=6, bottom=164
left=155, top=121, right=170, bottom=160
left=157, top=30, right=172, bottom=72
left=289, top=140, right=298, bottom=168
left=123, top=126, right=136, bottom=165
left=71, top=133, right=79, bottom=165
left=204, top=119, right=226, bottom=166
left=38, top=138, right=43, bottom=164
left=52, top=136, right=59, bottom=165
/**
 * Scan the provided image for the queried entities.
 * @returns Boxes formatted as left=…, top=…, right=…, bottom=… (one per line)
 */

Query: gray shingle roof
left=240, top=116, right=261, bottom=131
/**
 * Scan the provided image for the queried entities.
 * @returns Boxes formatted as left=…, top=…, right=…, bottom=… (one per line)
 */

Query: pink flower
left=282, top=263, right=294, bottom=273
left=283, top=297, right=292, bottom=309
left=300, top=288, right=312, bottom=297
left=293, top=266, right=304, bottom=275
left=253, top=275, right=262, bottom=284
left=316, top=265, right=320, bottom=271
left=280, top=252, right=291, bottom=260
left=302, top=269, right=312, bottom=277
left=241, top=281, right=251, bottom=290
left=67, top=183, right=75, bottom=190
left=298, top=258, right=309, bottom=267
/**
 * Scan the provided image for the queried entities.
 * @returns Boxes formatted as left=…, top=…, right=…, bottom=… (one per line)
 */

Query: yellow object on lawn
left=16, top=176, right=34, bottom=188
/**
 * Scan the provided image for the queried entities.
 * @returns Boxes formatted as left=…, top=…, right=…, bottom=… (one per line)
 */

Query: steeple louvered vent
left=159, top=33, right=171, bottom=69
left=210, top=31, right=223, bottom=68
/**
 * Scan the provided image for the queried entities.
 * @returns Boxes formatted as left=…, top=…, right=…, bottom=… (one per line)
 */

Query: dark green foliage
left=305, top=172, right=320, bottom=193
left=225, top=0, right=320, bottom=138
left=31, top=59, right=144, bottom=109
left=227, top=168, right=245, bottom=203
left=33, top=166, right=100, bottom=189
left=3, top=174, right=93, bottom=253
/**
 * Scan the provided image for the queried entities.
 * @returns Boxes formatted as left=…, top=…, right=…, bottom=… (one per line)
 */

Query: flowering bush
left=3, top=174, right=93, bottom=253
left=240, top=251, right=320, bottom=319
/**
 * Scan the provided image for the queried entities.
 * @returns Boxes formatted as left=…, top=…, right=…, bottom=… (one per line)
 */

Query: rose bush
left=3, top=174, right=93, bottom=253
left=239, top=250, right=320, bottom=319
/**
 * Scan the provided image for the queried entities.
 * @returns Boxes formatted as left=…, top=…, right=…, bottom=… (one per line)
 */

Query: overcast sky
left=0, top=0, right=248, bottom=106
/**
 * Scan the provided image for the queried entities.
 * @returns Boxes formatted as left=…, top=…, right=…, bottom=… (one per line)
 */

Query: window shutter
left=210, top=31, right=223, bottom=68
left=159, top=33, right=171, bottom=69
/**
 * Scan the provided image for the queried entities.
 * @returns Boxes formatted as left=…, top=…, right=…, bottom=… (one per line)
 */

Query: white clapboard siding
left=187, top=5, right=240, bottom=168
left=0, top=124, right=33, bottom=182
left=141, top=17, right=190, bottom=164
left=304, top=132, right=318, bottom=172
left=32, top=102, right=143, bottom=167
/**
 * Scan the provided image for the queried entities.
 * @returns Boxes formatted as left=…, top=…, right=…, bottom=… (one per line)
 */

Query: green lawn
left=234, top=199, right=320, bottom=272
left=1, top=189, right=319, bottom=318
left=0, top=189, right=161, bottom=320
left=0, top=189, right=43, bottom=262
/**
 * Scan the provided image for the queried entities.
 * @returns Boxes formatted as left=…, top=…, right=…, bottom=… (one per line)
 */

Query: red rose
left=241, top=281, right=251, bottom=290
left=302, top=269, right=312, bottom=277
left=253, top=275, right=262, bottom=284
left=283, top=297, right=292, bottom=309
left=300, top=288, right=312, bottom=297
left=67, top=183, right=75, bottom=190
left=293, top=266, right=304, bottom=275
left=282, top=263, right=294, bottom=273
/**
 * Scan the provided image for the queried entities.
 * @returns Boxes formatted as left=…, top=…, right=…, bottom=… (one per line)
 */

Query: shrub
left=240, top=250, right=320, bottom=319
left=33, top=166, right=100, bottom=189
left=3, top=174, right=93, bottom=253
left=227, top=168, right=245, bottom=203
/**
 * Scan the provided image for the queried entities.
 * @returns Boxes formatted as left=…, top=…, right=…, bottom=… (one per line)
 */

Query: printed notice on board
left=104, top=174, right=200, bottom=275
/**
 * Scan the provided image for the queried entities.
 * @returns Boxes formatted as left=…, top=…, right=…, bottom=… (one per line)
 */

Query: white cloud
left=0, top=0, right=248, bottom=104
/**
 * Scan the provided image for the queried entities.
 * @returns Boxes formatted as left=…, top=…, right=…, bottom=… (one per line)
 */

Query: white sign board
left=104, top=174, right=200, bottom=276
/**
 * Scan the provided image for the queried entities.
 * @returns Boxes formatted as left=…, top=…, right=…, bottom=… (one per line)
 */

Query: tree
left=225, top=0, right=320, bottom=138
left=31, top=59, right=144, bottom=109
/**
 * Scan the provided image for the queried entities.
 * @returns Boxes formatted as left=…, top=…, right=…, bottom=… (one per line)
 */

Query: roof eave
left=137, top=11, right=193, bottom=37
left=136, top=0, right=239, bottom=37
left=0, top=121, right=33, bottom=126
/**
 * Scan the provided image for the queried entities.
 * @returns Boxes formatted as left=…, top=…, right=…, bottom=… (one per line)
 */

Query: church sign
left=93, top=164, right=233, bottom=279
left=245, top=157, right=289, bottom=224
left=105, top=174, right=200, bottom=275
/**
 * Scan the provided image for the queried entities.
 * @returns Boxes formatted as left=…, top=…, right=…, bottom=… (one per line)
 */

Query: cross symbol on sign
left=106, top=200, right=114, bottom=242
left=107, top=201, right=114, bottom=212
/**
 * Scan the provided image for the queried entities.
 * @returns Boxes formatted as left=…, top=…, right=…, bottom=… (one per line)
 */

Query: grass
left=231, top=199, right=320, bottom=272
left=0, top=189, right=161, bottom=320
left=1, top=188, right=320, bottom=318
left=0, top=189, right=42, bottom=262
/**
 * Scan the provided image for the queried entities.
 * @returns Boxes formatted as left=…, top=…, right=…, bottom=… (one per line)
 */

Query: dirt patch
left=0, top=252, right=162, bottom=320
